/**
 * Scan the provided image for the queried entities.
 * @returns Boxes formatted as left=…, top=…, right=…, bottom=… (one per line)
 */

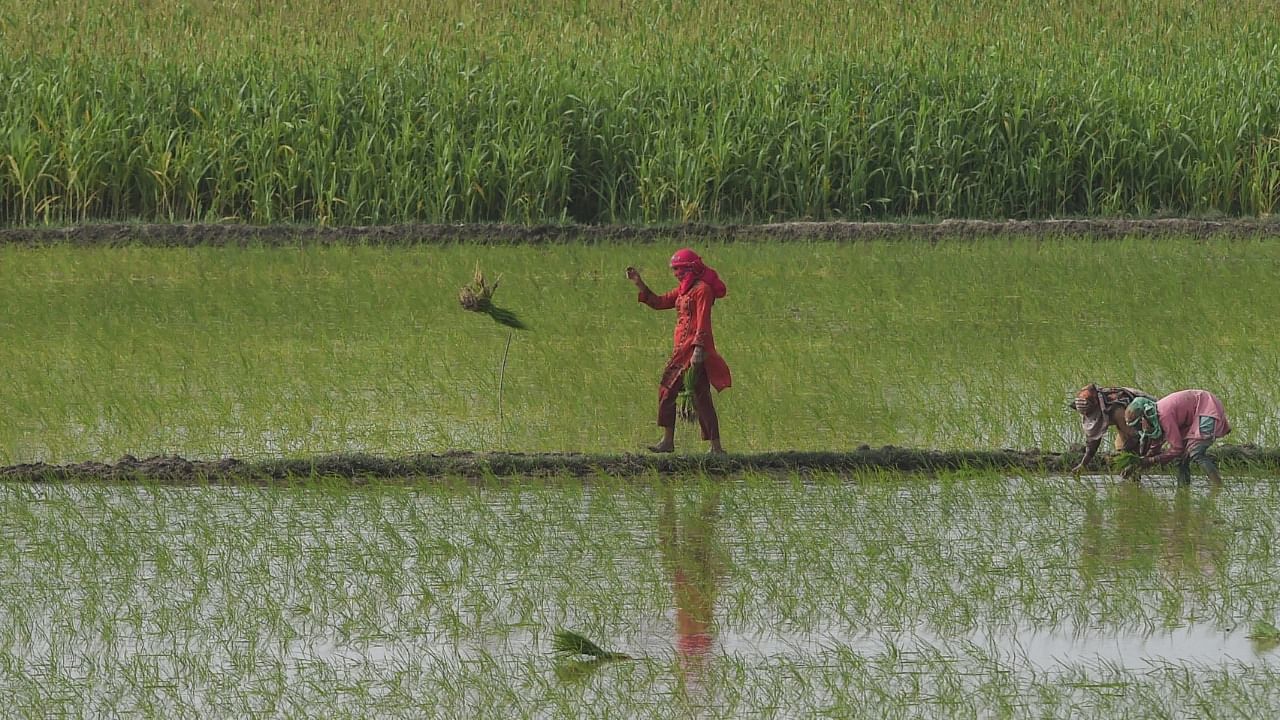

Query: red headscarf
left=669, top=248, right=727, bottom=298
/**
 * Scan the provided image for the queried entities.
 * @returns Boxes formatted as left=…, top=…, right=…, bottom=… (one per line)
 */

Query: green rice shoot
left=678, top=363, right=701, bottom=425
left=1111, top=452, right=1144, bottom=476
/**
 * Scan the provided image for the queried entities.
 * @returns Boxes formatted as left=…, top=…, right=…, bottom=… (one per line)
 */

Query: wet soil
left=3, top=218, right=1280, bottom=246
left=3, top=446, right=1279, bottom=484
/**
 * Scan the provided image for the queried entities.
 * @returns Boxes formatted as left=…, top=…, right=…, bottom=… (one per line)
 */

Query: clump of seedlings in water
left=458, top=265, right=526, bottom=329
left=551, top=629, right=634, bottom=682
left=552, top=629, right=632, bottom=661
left=1248, top=620, right=1280, bottom=651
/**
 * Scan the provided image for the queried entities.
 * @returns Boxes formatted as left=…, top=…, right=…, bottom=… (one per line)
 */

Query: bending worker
left=1125, top=389, right=1232, bottom=485
left=1071, top=384, right=1154, bottom=475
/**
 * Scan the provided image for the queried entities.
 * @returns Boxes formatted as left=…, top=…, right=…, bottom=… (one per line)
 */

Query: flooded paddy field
left=3, top=472, right=1279, bottom=717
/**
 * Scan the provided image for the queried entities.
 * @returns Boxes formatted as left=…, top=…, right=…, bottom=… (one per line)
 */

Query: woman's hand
left=625, top=266, right=643, bottom=287
left=692, top=345, right=706, bottom=365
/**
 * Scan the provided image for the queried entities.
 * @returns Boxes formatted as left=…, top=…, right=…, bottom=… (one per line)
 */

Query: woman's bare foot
left=649, top=427, right=676, bottom=453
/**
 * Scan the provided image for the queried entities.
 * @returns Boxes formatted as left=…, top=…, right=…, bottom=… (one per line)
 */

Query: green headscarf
left=1125, top=396, right=1163, bottom=442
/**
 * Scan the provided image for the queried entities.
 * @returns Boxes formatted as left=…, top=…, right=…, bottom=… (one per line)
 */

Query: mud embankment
left=4, top=446, right=1280, bottom=484
left=3, top=218, right=1280, bottom=246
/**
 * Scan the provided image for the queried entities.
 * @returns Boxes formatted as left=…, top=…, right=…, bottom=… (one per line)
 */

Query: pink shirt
left=1151, top=389, right=1231, bottom=462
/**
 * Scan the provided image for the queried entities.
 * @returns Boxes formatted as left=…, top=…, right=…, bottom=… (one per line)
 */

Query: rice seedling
left=676, top=363, right=700, bottom=424
left=3, top=237, right=1280, bottom=462
left=552, top=629, right=633, bottom=661
left=550, top=628, right=634, bottom=680
left=2, top=473, right=1280, bottom=715
left=1111, top=451, right=1144, bottom=480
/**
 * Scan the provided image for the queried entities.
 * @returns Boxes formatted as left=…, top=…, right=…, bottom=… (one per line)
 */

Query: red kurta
left=639, top=281, right=732, bottom=400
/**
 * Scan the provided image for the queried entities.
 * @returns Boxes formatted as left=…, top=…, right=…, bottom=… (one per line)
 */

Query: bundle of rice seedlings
left=1111, top=451, right=1144, bottom=478
left=458, top=265, right=527, bottom=329
left=551, top=629, right=632, bottom=661
left=677, top=364, right=700, bottom=424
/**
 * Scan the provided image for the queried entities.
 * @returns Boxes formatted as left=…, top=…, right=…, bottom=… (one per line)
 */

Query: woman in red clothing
left=626, top=248, right=731, bottom=454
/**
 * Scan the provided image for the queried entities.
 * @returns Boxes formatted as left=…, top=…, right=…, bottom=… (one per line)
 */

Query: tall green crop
left=2, top=0, right=1280, bottom=224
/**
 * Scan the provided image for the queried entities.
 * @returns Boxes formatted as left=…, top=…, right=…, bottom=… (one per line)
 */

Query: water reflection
left=658, top=485, right=725, bottom=696
left=1080, top=483, right=1225, bottom=582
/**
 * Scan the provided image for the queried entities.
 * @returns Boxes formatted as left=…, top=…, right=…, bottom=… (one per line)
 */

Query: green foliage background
left=2, top=0, right=1278, bottom=224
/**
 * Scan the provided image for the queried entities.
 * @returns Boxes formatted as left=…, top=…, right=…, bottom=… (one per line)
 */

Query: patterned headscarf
left=1073, top=384, right=1109, bottom=442
left=1124, top=396, right=1163, bottom=442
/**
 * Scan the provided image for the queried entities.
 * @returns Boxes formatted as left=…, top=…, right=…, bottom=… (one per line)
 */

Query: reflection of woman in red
left=658, top=486, right=721, bottom=692
left=626, top=249, right=731, bottom=454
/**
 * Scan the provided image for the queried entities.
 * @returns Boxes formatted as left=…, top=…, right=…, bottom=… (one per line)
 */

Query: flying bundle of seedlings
left=677, top=364, right=701, bottom=424
left=458, top=265, right=526, bottom=329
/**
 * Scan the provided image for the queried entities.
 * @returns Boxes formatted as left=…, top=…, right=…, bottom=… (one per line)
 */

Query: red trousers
left=658, top=368, right=720, bottom=441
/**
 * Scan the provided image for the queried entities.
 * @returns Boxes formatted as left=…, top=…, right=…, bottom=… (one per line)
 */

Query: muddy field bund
left=3, top=218, right=1280, bottom=247
left=3, top=446, right=1280, bottom=485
